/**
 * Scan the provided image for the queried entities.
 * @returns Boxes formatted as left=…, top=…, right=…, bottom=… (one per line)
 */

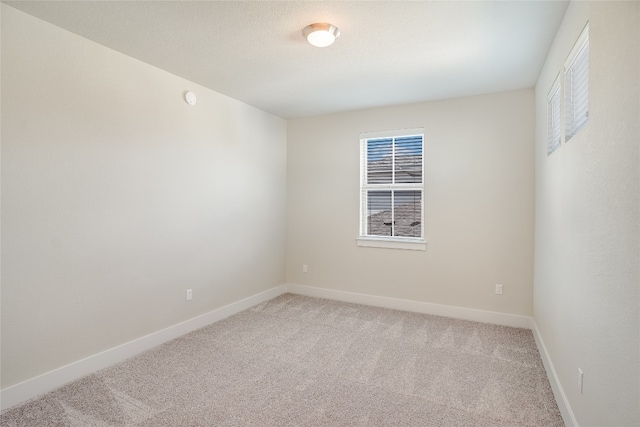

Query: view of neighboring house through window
left=359, top=129, right=424, bottom=248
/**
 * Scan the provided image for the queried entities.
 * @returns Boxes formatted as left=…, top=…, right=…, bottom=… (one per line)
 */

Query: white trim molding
left=0, top=285, right=288, bottom=411
left=360, top=127, right=424, bottom=140
left=286, top=284, right=532, bottom=329
left=531, top=319, right=578, bottom=427
left=356, top=237, right=426, bottom=251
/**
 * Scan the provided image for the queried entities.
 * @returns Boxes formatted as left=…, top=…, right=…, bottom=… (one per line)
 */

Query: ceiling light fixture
left=302, top=23, right=340, bottom=48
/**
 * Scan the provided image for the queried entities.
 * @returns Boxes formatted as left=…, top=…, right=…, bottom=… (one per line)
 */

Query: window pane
left=359, top=130, right=424, bottom=243
left=367, top=191, right=392, bottom=236
left=395, top=136, right=422, bottom=183
left=367, top=138, right=392, bottom=184
left=547, top=83, right=561, bottom=155
left=393, top=190, right=422, bottom=238
left=565, top=32, right=589, bottom=141
left=573, top=42, right=589, bottom=132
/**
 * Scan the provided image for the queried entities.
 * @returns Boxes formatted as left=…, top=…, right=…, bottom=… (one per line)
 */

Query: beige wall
left=6, top=3, right=638, bottom=423
left=533, top=2, right=639, bottom=426
left=1, top=5, right=287, bottom=388
left=287, top=90, right=535, bottom=316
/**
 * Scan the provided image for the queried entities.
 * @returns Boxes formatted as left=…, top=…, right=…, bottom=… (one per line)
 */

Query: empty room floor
left=0, top=294, right=563, bottom=426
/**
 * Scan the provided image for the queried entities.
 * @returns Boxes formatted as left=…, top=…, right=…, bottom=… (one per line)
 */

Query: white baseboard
left=286, top=284, right=533, bottom=329
left=531, top=319, right=578, bottom=427
left=0, top=284, right=288, bottom=411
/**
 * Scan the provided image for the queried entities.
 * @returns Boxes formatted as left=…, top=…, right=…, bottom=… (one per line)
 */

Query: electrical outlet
left=578, top=368, right=583, bottom=394
left=302, top=264, right=308, bottom=273
left=186, top=289, right=192, bottom=301
left=495, top=284, right=503, bottom=295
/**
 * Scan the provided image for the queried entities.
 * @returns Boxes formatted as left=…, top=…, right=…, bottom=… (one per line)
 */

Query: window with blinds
left=359, top=129, right=425, bottom=250
left=547, top=75, right=562, bottom=155
left=565, top=24, right=589, bottom=141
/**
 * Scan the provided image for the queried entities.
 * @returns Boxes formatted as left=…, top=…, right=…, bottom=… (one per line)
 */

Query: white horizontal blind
left=565, top=24, right=589, bottom=141
left=360, top=130, right=424, bottom=241
left=547, top=75, right=562, bottom=155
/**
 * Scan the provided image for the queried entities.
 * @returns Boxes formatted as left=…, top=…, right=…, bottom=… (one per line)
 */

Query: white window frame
left=547, top=73, right=562, bottom=155
left=358, top=128, right=426, bottom=251
left=564, top=23, right=589, bottom=142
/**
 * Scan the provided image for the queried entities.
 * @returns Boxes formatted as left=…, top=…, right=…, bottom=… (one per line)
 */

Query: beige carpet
left=0, top=293, right=564, bottom=426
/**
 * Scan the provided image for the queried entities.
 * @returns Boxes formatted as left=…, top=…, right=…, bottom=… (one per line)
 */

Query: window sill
left=357, top=237, right=426, bottom=251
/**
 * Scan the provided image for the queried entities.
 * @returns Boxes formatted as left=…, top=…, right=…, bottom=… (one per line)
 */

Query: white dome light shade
left=302, top=23, right=340, bottom=48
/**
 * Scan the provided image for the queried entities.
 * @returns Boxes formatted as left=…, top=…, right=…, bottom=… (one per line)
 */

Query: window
left=547, top=74, right=562, bottom=155
left=565, top=23, right=589, bottom=141
left=358, top=128, right=425, bottom=250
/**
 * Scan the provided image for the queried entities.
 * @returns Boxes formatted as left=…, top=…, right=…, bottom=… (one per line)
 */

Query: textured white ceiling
left=5, top=1, right=569, bottom=118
